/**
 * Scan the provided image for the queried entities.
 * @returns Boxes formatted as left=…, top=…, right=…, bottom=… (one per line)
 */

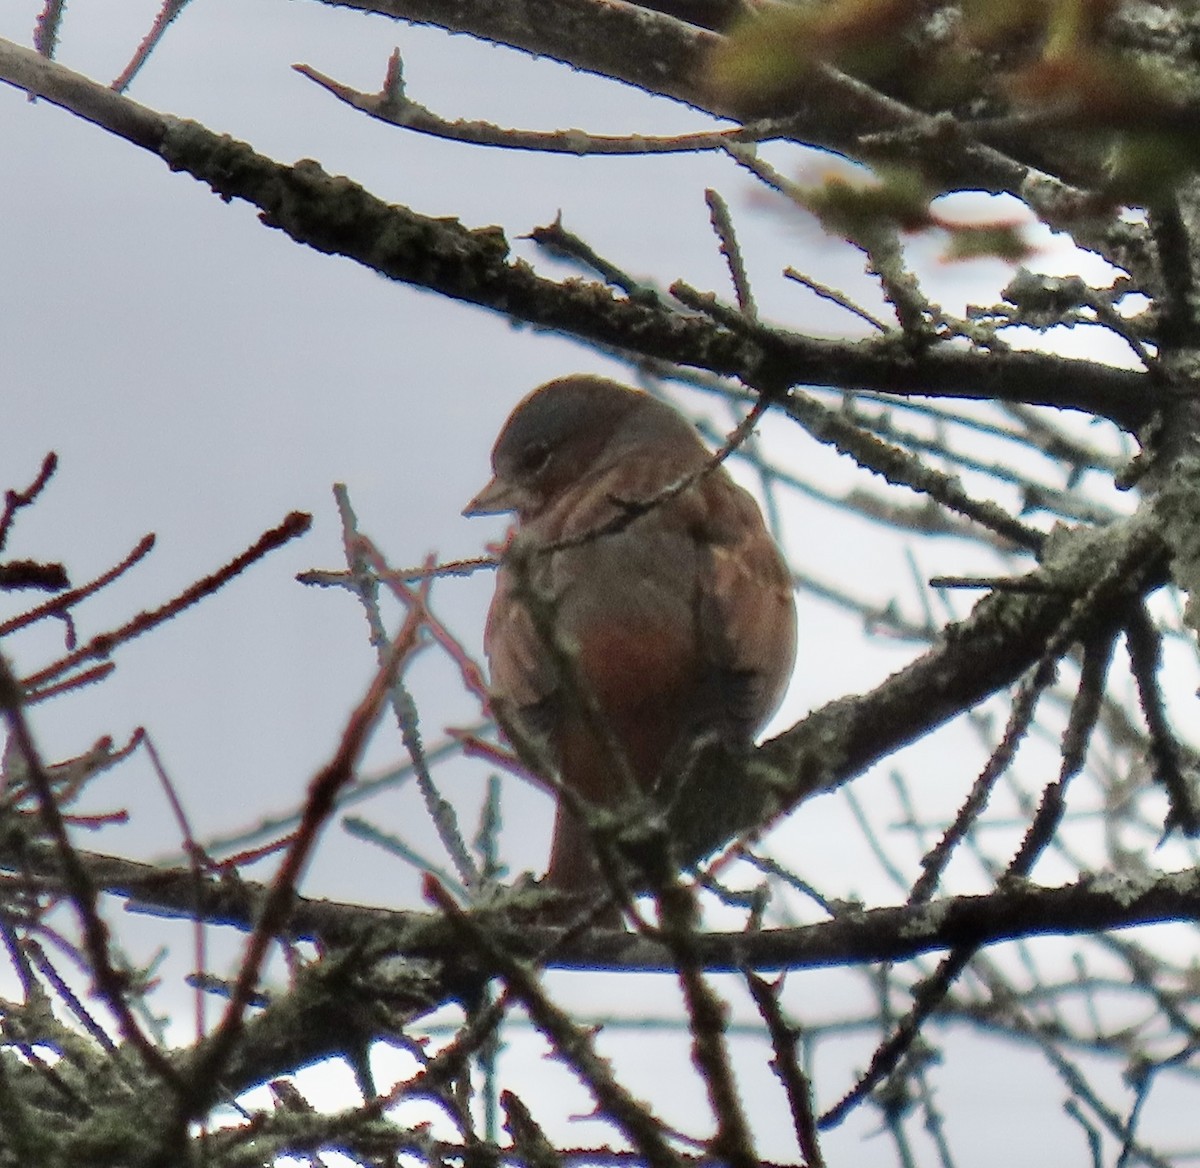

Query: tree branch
left=1, top=834, right=1197, bottom=976
left=679, top=509, right=1169, bottom=859
left=0, top=38, right=1159, bottom=431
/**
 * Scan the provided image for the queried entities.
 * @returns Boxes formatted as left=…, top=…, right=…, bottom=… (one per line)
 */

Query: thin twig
left=296, top=52, right=793, bottom=156
left=0, top=453, right=57, bottom=553
left=183, top=604, right=424, bottom=1123
left=0, top=534, right=156, bottom=639
left=1125, top=602, right=1200, bottom=835
left=425, top=878, right=685, bottom=1168
left=138, top=730, right=212, bottom=1045
left=744, top=971, right=825, bottom=1168
left=705, top=188, right=755, bottom=319
left=783, top=267, right=888, bottom=332
left=112, top=0, right=193, bottom=93
left=654, top=879, right=757, bottom=1168
left=1007, top=632, right=1116, bottom=875
left=22, top=514, right=311, bottom=692
left=0, top=654, right=178, bottom=1084
left=333, top=488, right=481, bottom=891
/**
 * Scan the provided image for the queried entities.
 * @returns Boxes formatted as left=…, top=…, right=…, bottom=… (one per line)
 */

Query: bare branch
left=0, top=39, right=1159, bottom=430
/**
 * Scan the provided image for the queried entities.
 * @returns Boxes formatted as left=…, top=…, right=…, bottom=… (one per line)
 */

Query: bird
left=463, top=375, right=797, bottom=908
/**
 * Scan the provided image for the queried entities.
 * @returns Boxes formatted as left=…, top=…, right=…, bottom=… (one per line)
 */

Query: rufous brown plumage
left=464, top=376, right=797, bottom=903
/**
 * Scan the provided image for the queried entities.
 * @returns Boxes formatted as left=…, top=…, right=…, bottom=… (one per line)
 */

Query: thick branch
left=1, top=835, right=1196, bottom=975
left=0, top=36, right=163, bottom=146
left=0, top=510, right=1173, bottom=982
left=0, top=39, right=1158, bottom=430
left=317, top=0, right=1101, bottom=206
left=674, top=509, right=1169, bottom=859
left=320, top=0, right=720, bottom=116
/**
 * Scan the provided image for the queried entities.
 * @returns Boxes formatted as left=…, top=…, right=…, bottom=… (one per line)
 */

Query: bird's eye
left=518, top=442, right=552, bottom=477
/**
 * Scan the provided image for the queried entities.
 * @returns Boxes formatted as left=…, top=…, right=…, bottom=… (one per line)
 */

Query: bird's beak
left=462, top=475, right=525, bottom=517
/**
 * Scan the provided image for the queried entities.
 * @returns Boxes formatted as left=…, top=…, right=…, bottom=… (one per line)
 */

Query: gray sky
left=0, top=4, right=1171, bottom=1163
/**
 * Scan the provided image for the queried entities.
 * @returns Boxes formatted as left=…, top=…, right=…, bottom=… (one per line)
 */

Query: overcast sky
left=0, top=4, right=1177, bottom=1163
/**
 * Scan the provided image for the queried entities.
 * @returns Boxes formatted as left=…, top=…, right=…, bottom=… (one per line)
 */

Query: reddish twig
left=744, top=971, right=825, bottom=1168
left=448, top=729, right=546, bottom=787
left=22, top=513, right=310, bottom=692
left=23, top=662, right=116, bottom=705
left=0, top=653, right=179, bottom=1085
left=369, top=550, right=490, bottom=705
left=2, top=731, right=140, bottom=818
left=0, top=453, right=57, bottom=553
left=0, top=534, right=156, bottom=639
left=182, top=599, right=424, bottom=1121
left=111, top=0, right=193, bottom=93
left=219, top=833, right=298, bottom=870
left=652, top=879, right=757, bottom=1168
left=62, top=810, right=128, bottom=829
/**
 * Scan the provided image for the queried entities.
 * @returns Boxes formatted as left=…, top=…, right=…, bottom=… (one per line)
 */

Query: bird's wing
left=677, top=467, right=798, bottom=740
